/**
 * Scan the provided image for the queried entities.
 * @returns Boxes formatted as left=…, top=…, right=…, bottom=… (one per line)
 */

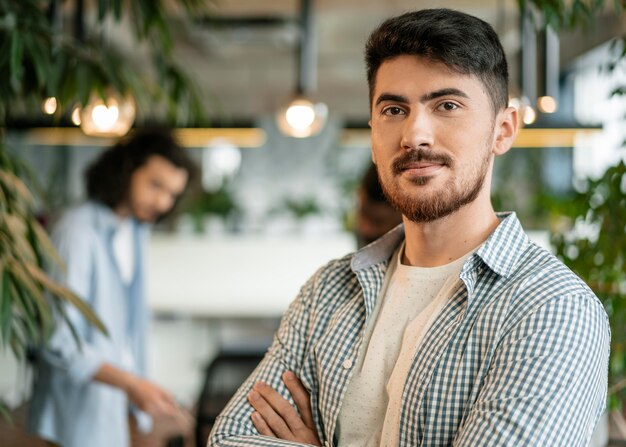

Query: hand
left=247, top=371, right=321, bottom=446
left=125, top=376, right=178, bottom=418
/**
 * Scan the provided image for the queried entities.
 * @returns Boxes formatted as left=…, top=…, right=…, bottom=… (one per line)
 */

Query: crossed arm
left=216, top=292, right=610, bottom=447
left=247, top=371, right=320, bottom=446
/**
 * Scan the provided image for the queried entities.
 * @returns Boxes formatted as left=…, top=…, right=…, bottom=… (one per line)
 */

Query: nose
left=156, top=192, right=175, bottom=213
left=400, top=109, right=434, bottom=150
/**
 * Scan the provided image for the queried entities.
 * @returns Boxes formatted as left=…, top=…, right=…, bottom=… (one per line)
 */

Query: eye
left=437, top=101, right=459, bottom=111
left=150, top=179, right=164, bottom=191
left=382, top=106, right=405, bottom=116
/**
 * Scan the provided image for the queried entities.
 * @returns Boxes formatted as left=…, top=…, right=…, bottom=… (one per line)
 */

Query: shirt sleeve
left=39, top=222, right=106, bottom=384
left=453, top=293, right=610, bottom=447
left=208, top=265, right=328, bottom=447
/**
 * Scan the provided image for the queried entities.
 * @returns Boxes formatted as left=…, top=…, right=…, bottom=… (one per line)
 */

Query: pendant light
left=72, top=0, right=136, bottom=137
left=276, top=0, right=327, bottom=138
left=537, top=25, right=559, bottom=114
left=79, top=90, right=136, bottom=137
left=521, top=5, right=537, bottom=125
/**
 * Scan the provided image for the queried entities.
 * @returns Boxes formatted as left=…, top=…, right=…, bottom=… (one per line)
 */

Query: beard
left=378, top=145, right=491, bottom=223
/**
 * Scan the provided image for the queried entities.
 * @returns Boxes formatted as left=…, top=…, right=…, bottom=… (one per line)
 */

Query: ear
left=492, top=106, right=518, bottom=156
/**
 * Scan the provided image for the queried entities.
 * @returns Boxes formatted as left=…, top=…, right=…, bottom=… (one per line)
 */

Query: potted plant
left=182, top=184, right=240, bottom=234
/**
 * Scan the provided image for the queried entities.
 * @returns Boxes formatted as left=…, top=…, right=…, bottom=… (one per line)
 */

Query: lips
left=391, top=149, right=453, bottom=176
left=400, top=162, right=445, bottom=177
left=402, top=161, right=444, bottom=170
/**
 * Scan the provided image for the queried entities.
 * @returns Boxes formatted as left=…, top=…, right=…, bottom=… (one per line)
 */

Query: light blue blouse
left=28, top=201, right=151, bottom=447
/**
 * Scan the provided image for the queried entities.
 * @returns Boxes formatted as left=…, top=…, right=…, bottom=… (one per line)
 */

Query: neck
left=401, top=194, right=499, bottom=267
left=114, top=204, right=131, bottom=220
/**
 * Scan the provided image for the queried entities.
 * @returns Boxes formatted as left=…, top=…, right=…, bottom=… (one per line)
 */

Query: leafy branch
left=0, top=148, right=107, bottom=361
left=0, top=0, right=210, bottom=123
left=551, top=161, right=626, bottom=408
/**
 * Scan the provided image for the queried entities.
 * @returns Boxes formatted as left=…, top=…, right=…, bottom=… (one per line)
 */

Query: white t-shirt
left=112, top=218, right=136, bottom=373
left=336, top=243, right=474, bottom=446
left=112, top=218, right=135, bottom=286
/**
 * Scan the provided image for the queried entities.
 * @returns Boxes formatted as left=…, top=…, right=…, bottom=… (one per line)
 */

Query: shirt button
left=342, top=359, right=353, bottom=369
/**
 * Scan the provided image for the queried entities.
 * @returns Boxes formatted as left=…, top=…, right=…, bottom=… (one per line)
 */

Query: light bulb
left=276, top=97, right=328, bottom=138
left=285, top=104, right=316, bottom=130
left=42, top=97, right=57, bottom=115
left=522, top=105, right=537, bottom=125
left=537, top=96, right=558, bottom=113
left=71, top=107, right=82, bottom=126
left=79, top=90, right=135, bottom=137
left=91, top=104, right=119, bottom=131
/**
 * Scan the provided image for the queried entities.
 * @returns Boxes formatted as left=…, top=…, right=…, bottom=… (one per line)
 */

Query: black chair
left=195, top=349, right=266, bottom=447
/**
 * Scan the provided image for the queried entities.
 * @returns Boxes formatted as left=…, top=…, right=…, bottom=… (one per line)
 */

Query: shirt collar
left=474, top=212, right=530, bottom=279
left=88, top=200, right=128, bottom=235
left=351, top=211, right=529, bottom=279
left=351, top=224, right=405, bottom=272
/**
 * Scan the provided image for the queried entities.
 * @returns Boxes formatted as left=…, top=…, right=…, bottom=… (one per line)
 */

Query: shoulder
left=51, top=203, right=100, bottom=246
left=517, top=241, right=593, bottom=296
left=305, top=252, right=357, bottom=292
left=296, top=252, right=359, bottom=307
left=502, top=241, right=607, bottom=329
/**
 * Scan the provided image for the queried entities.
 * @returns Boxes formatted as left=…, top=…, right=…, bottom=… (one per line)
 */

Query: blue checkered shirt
left=208, top=213, right=610, bottom=447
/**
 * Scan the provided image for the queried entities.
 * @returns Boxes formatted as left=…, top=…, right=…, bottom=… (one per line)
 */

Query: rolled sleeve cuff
left=65, top=346, right=105, bottom=384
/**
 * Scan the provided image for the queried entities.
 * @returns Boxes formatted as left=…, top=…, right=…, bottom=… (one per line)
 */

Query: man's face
left=127, top=155, right=188, bottom=223
left=370, top=55, right=511, bottom=223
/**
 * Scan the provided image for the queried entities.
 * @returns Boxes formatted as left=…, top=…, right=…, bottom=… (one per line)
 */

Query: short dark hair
left=85, top=128, right=196, bottom=209
left=365, top=8, right=509, bottom=114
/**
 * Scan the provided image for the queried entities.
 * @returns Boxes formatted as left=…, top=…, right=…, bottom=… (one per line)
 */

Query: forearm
left=208, top=326, right=318, bottom=445
left=209, top=265, right=328, bottom=446
left=92, top=362, right=137, bottom=393
left=209, top=433, right=314, bottom=447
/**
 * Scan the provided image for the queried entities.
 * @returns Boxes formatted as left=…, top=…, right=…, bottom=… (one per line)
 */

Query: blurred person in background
left=355, top=163, right=402, bottom=248
left=27, top=129, right=196, bottom=447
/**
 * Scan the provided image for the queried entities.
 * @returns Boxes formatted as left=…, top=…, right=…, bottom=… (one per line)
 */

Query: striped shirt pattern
left=208, top=213, right=610, bottom=447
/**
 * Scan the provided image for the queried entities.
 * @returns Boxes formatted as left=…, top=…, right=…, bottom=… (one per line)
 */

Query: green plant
left=182, top=185, right=239, bottom=233
left=0, top=144, right=107, bottom=356
left=0, top=0, right=207, bottom=123
left=551, top=160, right=626, bottom=409
left=0, top=0, right=210, bottom=416
left=283, top=197, right=322, bottom=220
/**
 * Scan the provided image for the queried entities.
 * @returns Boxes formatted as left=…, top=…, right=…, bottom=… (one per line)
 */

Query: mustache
left=392, top=149, right=453, bottom=175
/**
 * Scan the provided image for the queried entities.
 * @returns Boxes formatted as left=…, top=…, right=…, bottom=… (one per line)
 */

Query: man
left=208, top=9, right=609, bottom=447
left=28, top=129, right=196, bottom=447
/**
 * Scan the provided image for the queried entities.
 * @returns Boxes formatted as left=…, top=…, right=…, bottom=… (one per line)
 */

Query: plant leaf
left=0, top=170, right=35, bottom=210
left=8, top=279, right=39, bottom=349
left=0, top=266, right=12, bottom=349
left=30, top=220, right=65, bottom=270
left=26, top=265, right=108, bottom=336
left=9, top=31, right=24, bottom=93
left=4, top=214, right=37, bottom=264
left=7, top=260, right=53, bottom=340
left=0, top=401, right=12, bottom=423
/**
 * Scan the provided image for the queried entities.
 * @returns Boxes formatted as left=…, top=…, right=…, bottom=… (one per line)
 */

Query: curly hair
left=85, top=128, right=196, bottom=209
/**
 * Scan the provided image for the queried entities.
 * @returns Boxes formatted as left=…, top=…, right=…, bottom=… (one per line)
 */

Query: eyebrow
left=374, top=88, right=470, bottom=106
